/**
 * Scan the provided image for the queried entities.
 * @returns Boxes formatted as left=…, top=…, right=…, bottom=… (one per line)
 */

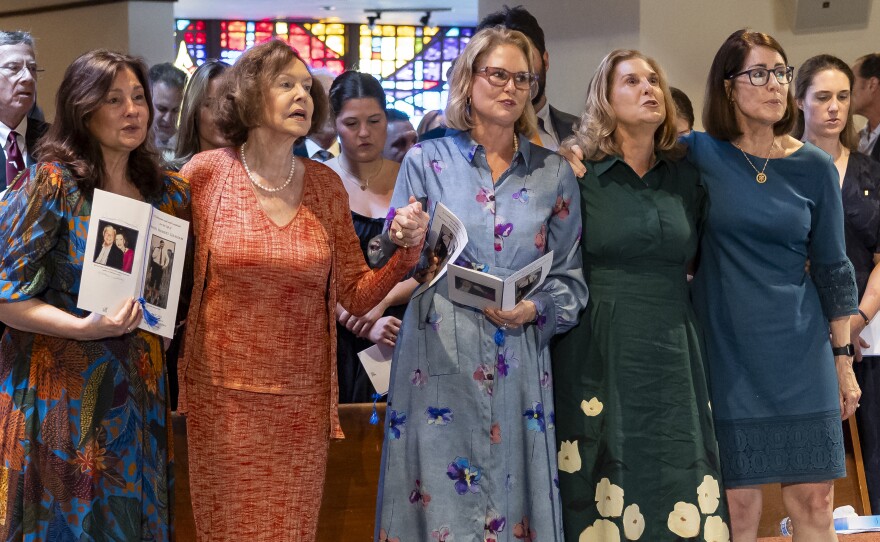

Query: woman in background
left=795, top=52, right=880, bottom=515
left=172, top=59, right=231, bottom=168
left=324, top=71, right=417, bottom=402
left=0, top=49, right=186, bottom=541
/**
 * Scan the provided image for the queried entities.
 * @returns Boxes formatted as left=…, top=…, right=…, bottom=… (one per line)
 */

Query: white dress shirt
left=534, top=103, right=559, bottom=152
left=859, top=121, right=880, bottom=155
left=0, top=117, right=29, bottom=165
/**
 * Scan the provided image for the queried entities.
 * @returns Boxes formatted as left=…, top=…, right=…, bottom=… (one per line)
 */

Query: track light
left=367, top=10, right=381, bottom=27
left=420, top=11, right=432, bottom=26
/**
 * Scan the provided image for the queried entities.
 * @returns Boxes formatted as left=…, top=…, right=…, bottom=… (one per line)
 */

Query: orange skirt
left=185, top=379, right=330, bottom=541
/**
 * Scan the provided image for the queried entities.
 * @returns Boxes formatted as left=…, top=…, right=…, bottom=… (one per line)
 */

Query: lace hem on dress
left=715, top=410, right=845, bottom=486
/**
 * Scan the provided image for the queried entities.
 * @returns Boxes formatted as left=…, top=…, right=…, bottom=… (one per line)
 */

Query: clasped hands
left=388, top=196, right=429, bottom=249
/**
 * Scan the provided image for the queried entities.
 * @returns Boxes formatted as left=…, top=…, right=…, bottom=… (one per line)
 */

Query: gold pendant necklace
left=732, top=138, right=775, bottom=184
left=338, top=155, right=384, bottom=191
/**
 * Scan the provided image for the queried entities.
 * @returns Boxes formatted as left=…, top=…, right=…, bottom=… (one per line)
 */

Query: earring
left=466, top=96, right=472, bottom=115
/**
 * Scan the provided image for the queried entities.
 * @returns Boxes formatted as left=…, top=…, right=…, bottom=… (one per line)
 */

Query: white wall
left=640, top=0, right=880, bottom=130
left=479, top=0, right=641, bottom=117
left=0, top=1, right=175, bottom=121
left=479, top=0, right=880, bottom=129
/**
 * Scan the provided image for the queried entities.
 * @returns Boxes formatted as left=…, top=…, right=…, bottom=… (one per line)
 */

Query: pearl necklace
left=240, top=142, right=296, bottom=193
left=338, top=155, right=384, bottom=191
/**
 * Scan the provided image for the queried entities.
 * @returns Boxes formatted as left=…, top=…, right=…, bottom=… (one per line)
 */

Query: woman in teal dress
left=553, top=50, right=729, bottom=541
left=687, top=30, right=859, bottom=540
left=0, top=51, right=186, bottom=541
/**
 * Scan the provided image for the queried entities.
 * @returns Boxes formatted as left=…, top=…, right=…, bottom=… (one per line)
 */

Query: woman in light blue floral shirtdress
left=372, top=27, right=586, bottom=542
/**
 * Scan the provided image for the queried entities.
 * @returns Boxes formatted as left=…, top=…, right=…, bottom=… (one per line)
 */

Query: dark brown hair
left=703, top=29, right=796, bottom=140
left=35, top=50, right=163, bottom=199
left=792, top=54, right=859, bottom=150
left=215, top=39, right=328, bottom=146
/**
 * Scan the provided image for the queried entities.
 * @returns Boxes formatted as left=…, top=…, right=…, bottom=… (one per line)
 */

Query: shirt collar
left=591, top=152, right=670, bottom=177
left=451, top=129, right=533, bottom=168
left=0, top=117, right=28, bottom=151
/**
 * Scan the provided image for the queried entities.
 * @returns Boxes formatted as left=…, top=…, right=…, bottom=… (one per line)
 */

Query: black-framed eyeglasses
left=475, top=66, right=538, bottom=94
left=727, top=66, right=794, bottom=86
left=0, top=62, right=43, bottom=80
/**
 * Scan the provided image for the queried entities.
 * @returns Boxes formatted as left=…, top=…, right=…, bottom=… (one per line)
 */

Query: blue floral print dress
left=374, top=131, right=587, bottom=542
left=0, top=163, right=187, bottom=541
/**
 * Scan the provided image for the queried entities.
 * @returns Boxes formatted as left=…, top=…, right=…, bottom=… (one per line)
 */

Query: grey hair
left=0, top=31, right=34, bottom=48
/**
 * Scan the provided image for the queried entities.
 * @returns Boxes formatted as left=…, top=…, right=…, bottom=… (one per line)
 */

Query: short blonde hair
left=562, top=49, right=682, bottom=161
left=445, top=26, right=537, bottom=137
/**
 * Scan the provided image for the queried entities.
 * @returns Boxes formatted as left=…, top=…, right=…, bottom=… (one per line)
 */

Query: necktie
left=5, top=131, right=25, bottom=188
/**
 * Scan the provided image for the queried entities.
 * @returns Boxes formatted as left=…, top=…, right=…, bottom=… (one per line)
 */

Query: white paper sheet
left=357, top=343, right=395, bottom=396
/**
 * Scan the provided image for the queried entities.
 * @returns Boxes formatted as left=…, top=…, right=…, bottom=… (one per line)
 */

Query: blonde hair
left=562, top=49, right=682, bottom=161
left=444, top=26, right=537, bottom=137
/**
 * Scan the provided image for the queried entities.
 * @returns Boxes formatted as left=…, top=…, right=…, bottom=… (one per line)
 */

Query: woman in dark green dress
left=553, top=49, right=729, bottom=541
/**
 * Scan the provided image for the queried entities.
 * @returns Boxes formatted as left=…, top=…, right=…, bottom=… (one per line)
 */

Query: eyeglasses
left=475, top=67, right=538, bottom=94
left=0, top=62, right=43, bottom=80
left=727, top=66, right=794, bottom=86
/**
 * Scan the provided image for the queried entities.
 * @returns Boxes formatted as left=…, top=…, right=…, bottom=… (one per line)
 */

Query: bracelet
left=859, top=309, right=871, bottom=325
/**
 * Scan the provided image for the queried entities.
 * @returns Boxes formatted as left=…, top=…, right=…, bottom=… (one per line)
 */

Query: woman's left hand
left=389, top=196, right=429, bottom=248
left=836, top=356, right=862, bottom=420
left=484, top=300, right=537, bottom=330
left=343, top=303, right=386, bottom=338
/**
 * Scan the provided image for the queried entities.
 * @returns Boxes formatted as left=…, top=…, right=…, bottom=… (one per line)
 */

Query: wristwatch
left=831, top=344, right=855, bottom=357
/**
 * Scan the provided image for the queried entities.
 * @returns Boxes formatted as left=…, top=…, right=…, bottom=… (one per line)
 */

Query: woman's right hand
left=559, top=144, right=586, bottom=177
left=78, top=298, right=142, bottom=340
left=389, top=196, right=429, bottom=248
left=368, top=316, right=401, bottom=347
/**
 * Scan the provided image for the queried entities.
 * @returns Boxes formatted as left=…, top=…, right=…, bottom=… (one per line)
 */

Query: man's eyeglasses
left=475, top=67, right=538, bottom=96
left=727, top=66, right=794, bottom=86
left=0, top=62, right=43, bottom=80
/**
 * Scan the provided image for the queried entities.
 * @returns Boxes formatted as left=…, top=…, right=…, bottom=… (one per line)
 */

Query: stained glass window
left=174, top=19, right=346, bottom=75
left=173, top=20, right=474, bottom=123
left=359, top=25, right=472, bottom=121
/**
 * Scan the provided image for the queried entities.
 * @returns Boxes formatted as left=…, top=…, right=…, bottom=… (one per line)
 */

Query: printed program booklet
left=447, top=251, right=554, bottom=311
left=77, top=189, right=189, bottom=339
left=412, top=202, right=468, bottom=298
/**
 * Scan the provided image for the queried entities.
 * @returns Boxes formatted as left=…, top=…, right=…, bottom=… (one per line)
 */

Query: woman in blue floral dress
left=373, top=27, right=586, bottom=542
left=0, top=51, right=185, bottom=541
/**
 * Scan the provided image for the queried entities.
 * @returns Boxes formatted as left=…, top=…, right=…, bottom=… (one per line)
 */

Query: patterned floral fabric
left=0, top=163, right=189, bottom=541
left=374, top=131, right=587, bottom=541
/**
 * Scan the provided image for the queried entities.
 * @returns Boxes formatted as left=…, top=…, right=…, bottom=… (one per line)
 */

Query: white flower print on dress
left=579, top=519, right=620, bottom=542
left=558, top=440, right=582, bottom=473
left=595, top=478, right=624, bottom=517
left=703, top=516, right=730, bottom=542
left=667, top=502, right=700, bottom=538
left=622, top=504, right=645, bottom=540
left=697, top=475, right=720, bottom=514
left=581, top=397, right=603, bottom=416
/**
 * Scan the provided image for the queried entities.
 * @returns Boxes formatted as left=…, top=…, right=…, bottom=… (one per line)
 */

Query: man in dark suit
left=0, top=30, right=48, bottom=190
left=477, top=6, right=578, bottom=152
left=93, top=224, right=124, bottom=270
left=853, top=53, right=880, bottom=162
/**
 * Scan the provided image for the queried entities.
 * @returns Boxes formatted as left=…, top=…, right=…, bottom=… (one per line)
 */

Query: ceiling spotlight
left=420, top=11, right=432, bottom=26
left=367, top=10, right=381, bottom=27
